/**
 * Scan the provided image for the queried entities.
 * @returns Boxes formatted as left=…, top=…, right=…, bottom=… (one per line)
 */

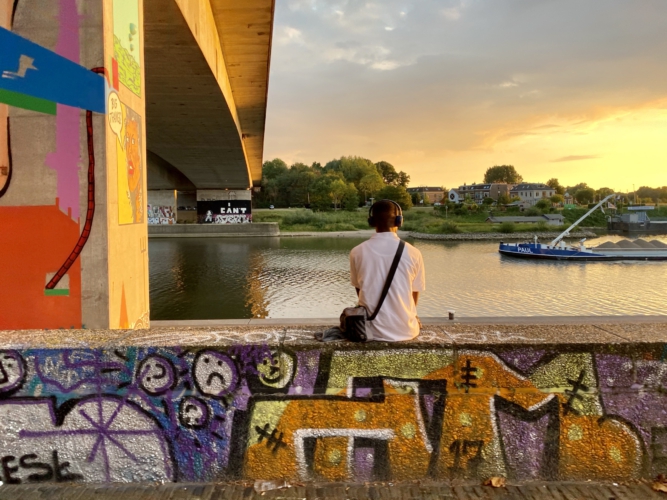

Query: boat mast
left=549, top=194, right=616, bottom=247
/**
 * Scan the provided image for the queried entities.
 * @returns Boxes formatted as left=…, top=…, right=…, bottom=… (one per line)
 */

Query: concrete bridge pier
left=0, top=0, right=275, bottom=328
left=0, top=0, right=150, bottom=330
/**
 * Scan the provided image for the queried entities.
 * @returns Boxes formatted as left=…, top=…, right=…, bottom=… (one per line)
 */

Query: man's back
left=350, top=232, right=425, bottom=341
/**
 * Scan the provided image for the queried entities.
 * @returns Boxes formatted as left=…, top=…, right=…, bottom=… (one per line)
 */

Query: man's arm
left=413, top=291, right=419, bottom=306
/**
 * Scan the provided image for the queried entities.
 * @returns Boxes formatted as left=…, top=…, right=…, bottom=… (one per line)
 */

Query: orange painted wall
left=0, top=204, right=81, bottom=329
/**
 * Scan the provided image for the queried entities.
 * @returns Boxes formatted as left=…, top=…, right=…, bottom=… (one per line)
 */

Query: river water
left=149, top=235, right=667, bottom=320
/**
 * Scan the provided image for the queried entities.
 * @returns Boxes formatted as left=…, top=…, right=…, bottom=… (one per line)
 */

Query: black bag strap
left=368, top=240, right=405, bottom=321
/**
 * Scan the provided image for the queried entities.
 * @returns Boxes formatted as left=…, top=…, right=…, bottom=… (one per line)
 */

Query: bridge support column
left=196, top=189, right=252, bottom=224
left=0, top=0, right=150, bottom=329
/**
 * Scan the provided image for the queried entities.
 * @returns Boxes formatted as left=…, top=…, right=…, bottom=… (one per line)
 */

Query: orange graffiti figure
left=125, top=117, right=143, bottom=222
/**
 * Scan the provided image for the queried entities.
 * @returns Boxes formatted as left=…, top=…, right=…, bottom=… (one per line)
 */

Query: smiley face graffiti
left=0, top=350, right=26, bottom=395
left=247, top=349, right=296, bottom=394
left=178, top=397, right=210, bottom=429
left=193, top=350, right=238, bottom=398
left=137, top=354, right=176, bottom=395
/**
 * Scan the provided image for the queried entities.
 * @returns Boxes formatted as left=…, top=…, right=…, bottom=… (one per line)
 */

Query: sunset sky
left=263, top=0, right=667, bottom=191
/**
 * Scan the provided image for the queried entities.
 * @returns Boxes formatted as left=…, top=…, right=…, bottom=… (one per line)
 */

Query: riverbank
left=253, top=207, right=607, bottom=236
left=409, top=229, right=598, bottom=241
left=281, top=229, right=599, bottom=240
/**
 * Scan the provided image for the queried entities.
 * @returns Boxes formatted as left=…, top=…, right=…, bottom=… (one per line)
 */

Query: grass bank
left=253, top=207, right=576, bottom=234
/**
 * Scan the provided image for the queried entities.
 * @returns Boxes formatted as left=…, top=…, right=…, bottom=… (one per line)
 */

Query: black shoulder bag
left=339, top=240, right=406, bottom=342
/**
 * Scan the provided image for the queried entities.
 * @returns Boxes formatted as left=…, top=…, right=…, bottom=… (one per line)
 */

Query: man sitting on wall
left=349, top=199, right=426, bottom=341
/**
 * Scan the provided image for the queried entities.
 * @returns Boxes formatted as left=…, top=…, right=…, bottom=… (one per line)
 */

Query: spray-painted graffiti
left=108, top=91, right=144, bottom=225
left=112, top=0, right=141, bottom=96
left=214, top=214, right=252, bottom=224
left=198, top=200, right=252, bottom=224
left=0, top=343, right=665, bottom=483
left=147, top=205, right=175, bottom=225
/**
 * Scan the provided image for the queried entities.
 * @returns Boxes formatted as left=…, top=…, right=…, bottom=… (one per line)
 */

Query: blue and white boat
left=499, top=195, right=667, bottom=261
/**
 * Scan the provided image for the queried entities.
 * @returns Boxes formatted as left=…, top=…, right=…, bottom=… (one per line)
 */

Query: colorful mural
left=109, top=91, right=144, bottom=225
left=112, top=0, right=141, bottom=96
left=0, top=0, right=106, bottom=329
left=0, top=343, right=664, bottom=483
left=0, top=0, right=148, bottom=329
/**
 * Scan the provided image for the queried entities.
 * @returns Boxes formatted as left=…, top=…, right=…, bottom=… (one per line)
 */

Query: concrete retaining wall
left=0, top=322, right=666, bottom=484
left=148, top=222, right=279, bottom=237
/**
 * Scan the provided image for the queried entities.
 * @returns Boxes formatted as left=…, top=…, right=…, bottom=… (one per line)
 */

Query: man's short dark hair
left=371, top=200, right=399, bottom=227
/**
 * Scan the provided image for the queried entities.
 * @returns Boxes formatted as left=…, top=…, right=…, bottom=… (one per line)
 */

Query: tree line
left=255, top=157, right=414, bottom=211
left=483, top=165, right=666, bottom=206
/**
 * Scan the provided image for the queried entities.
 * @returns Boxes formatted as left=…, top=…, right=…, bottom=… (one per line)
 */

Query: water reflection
left=246, top=251, right=270, bottom=319
left=149, top=235, right=667, bottom=320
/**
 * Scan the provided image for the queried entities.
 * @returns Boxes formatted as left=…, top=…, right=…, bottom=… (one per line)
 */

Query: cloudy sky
left=262, top=0, right=667, bottom=190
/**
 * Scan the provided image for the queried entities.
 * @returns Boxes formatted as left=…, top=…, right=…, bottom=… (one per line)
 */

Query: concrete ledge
left=0, top=321, right=666, bottom=484
left=151, top=315, right=667, bottom=327
left=148, top=222, right=279, bottom=237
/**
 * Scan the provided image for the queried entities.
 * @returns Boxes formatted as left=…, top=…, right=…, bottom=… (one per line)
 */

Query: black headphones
left=368, top=199, right=403, bottom=228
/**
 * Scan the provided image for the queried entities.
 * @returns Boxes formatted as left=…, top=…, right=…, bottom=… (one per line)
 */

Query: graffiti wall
left=0, top=0, right=148, bottom=329
left=147, top=205, right=175, bottom=225
left=0, top=0, right=104, bottom=329
left=198, top=200, right=252, bottom=224
left=0, top=342, right=665, bottom=483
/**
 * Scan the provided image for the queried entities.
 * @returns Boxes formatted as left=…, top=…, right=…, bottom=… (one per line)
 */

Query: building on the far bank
left=456, top=183, right=514, bottom=203
left=510, top=183, right=555, bottom=206
left=407, top=187, right=445, bottom=204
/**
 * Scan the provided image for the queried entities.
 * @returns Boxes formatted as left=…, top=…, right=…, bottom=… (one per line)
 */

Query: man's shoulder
left=350, top=240, right=369, bottom=253
left=403, top=239, right=423, bottom=257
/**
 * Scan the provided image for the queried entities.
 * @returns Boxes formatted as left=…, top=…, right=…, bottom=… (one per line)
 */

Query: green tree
left=310, top=173, right=344, bottom=211
left=497, top=194, right=511, bottom=205
left=596, top=187, right=615, bottom=202
left=342, top=183, right=359, bottom=211
left=358, top=172, right=385, bottom=203
left=535, top=198, right=551, bottom=211
left=546, top=178, right=566, bottom=195
left=376, top=185, right=413, bottom=210
left=375, top=161, right=410, bottom=187
left=550, top=194, right=564, bottom=205
left=263, top=177, right=280, bottom=205
left=574, top=187, right=596, bottom=205
left=263, top=158, right=289, bottom=180
left=566, top=183, right=589, bottom=199
left=483, top=165, right=523, bottom=184
left=330, top=179, right=348, bottom=210
left=324, top=156, right=377, bottom=190
left=375, top=161, right=399, bottom=185
left=396, top=171, right=410, bottom=188
left=482, top=197, right=495, bottom=206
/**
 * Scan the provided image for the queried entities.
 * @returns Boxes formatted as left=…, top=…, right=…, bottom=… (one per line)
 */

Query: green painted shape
left=44, top=289, right=70, bottom=296
left=0, top=88, right=57, bottom=115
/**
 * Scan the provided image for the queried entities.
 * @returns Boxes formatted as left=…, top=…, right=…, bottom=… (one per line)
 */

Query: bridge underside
left=144, top=0, right=273, bottom=190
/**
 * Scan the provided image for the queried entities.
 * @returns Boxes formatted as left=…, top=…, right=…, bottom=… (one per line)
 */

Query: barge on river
left=499, top=195, right=667, bottom=261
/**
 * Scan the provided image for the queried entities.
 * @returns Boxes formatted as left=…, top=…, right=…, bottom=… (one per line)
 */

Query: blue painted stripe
left=0, top=27, right=105, bottom=113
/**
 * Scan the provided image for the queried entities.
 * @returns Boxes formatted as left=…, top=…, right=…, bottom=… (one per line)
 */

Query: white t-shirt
left=349, top=232, right=426, bottom=342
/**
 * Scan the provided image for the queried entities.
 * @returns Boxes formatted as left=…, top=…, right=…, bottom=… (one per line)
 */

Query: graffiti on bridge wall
left=198, top=200, right=252, bottom=224
left=147, top=205, right=175, bottom=225
left=0, top=344, right=665, bottom=483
